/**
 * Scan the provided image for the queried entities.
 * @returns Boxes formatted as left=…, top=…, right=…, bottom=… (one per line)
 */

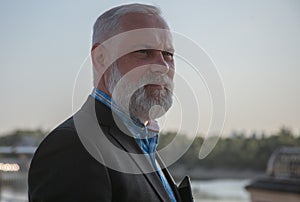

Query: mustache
left=107, top=62, right=174, bottom=95
left=138, top=74, right=174, bottom=92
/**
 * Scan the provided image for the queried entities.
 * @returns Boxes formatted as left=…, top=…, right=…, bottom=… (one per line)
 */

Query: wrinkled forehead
left=101, top=28, right=174, bottom=64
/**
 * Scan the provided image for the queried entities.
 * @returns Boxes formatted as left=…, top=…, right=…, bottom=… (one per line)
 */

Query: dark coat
left=28, top=96, right=192, bottom=202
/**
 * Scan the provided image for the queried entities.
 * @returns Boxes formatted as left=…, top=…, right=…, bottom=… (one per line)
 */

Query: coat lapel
left=108, top=126, right=172, bottom=202
left=156, top=153, right=182, bottom=202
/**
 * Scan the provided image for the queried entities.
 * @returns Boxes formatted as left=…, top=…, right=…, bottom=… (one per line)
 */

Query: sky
left=0, top=0, right=299, bottom=137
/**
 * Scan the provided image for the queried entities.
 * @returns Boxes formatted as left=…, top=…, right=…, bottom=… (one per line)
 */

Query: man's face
left=107, top=13, right=175, bottom=122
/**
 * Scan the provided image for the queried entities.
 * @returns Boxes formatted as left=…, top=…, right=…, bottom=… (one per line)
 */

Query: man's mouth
left=144, top=84, right=165, bottom=90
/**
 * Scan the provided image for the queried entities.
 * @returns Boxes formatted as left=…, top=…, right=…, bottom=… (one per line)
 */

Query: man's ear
left=91, top=45, right=109, bottom=77
left=91, top=45, right=111, bottom=92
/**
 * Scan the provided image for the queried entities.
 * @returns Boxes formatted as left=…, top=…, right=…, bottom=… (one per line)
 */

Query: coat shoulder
left=28, top=116, right=112, bottom=202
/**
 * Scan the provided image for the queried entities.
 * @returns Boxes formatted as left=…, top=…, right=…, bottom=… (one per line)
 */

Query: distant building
left=246, top=146, right=300, bottom=202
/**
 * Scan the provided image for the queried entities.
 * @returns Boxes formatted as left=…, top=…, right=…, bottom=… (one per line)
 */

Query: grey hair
left=92, top=3, right=162, bottom=46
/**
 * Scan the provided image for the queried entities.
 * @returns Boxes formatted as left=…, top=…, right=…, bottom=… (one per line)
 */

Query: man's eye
left=163, top=51, right=174, bottom=59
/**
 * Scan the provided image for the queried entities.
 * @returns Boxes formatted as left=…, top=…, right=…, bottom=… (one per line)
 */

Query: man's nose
left=149, top=51, right=169, bottom=74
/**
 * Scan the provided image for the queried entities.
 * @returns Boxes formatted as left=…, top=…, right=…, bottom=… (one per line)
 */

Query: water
left=0, top=179, right=251, bottom=202
left=192, top=179, right=251, bottom=202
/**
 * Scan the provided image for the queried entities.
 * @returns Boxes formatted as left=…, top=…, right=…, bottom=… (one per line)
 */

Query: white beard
left=108, top=62, right=174, bottom=121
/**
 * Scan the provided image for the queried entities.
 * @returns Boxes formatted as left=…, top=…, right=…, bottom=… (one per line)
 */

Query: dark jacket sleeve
left=28, top=127, right=112, bottom=202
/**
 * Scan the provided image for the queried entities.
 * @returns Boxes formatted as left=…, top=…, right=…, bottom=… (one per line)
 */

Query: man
left=28, top=3, right=193, bottom=202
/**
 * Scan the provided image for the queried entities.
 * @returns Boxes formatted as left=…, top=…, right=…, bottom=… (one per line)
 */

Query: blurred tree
left=159, top=126, right=300, bottom=172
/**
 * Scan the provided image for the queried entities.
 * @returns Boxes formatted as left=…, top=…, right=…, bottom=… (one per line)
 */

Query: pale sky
left=0, top=0, right=299, bottom=137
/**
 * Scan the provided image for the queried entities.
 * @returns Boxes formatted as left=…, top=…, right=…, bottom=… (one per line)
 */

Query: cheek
left=116, top=58, right=131, bottom=75
left=118, top=64, right=148, bottom=84
left=168, top=68, right=175, bottom=80
left=117, top=57, right=141, bottom=76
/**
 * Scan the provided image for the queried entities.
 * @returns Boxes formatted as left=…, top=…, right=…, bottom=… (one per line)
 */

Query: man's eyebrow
left=131, top=44, right=175, bottom=53
left=164, top=47, right=175, bottom=53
